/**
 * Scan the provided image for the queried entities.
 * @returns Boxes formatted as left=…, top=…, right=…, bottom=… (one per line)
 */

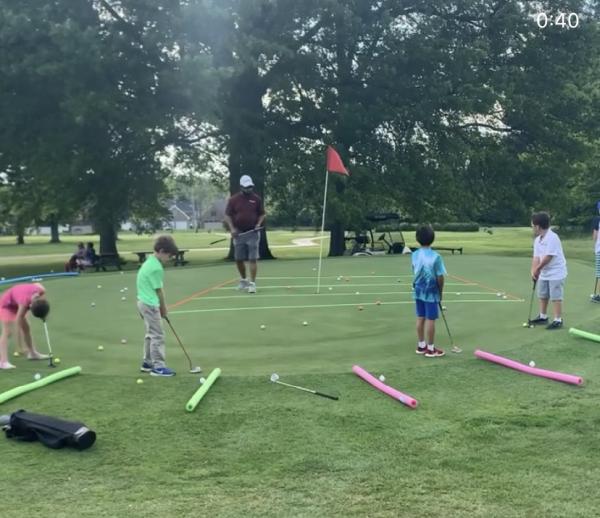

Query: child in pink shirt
left=0, top=283, right=51, bottom=369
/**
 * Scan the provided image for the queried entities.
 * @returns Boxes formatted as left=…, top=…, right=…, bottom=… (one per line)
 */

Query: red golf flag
left=326, top=146, right=349, bottom=176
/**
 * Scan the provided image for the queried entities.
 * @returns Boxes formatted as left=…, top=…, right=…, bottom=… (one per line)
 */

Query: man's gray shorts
left=233, top=231, right=260, bottom=261
left=537, top=278, right=565, bottom=301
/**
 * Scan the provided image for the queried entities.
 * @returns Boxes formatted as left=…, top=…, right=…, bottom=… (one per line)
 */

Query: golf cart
left=345, top=213, right=409, bottom=256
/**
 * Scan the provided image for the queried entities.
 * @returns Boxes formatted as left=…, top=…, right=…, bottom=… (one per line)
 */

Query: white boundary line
left=215, top=282, right=476, bottom=290
left=192, top=291, right=496, bottom=301
left=260, top=275, right=415, bottom=279
left=171, top=298, right=524, bottom=315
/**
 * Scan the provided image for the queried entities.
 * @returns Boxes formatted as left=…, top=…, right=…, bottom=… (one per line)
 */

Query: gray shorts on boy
left=537, top=279, right=565, bottom=301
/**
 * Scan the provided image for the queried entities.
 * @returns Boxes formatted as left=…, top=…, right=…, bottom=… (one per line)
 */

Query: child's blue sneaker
left=150, top=367, right=176, bottom=377
left=140, top=362, right=153, bottom=373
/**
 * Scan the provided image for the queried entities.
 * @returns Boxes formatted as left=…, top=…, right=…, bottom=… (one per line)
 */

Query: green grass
left=1, top=229, right=600, bottom=516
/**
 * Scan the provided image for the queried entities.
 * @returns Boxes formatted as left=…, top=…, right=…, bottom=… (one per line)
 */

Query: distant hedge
left=397, top=222, right=480, bottom=232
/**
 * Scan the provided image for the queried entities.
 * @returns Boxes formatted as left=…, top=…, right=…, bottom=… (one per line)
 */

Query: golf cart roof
left=365, top=212, right=400, bottom=222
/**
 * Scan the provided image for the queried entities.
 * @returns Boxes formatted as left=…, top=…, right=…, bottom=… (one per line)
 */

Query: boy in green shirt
left=137, top=235, right=179, bottom=376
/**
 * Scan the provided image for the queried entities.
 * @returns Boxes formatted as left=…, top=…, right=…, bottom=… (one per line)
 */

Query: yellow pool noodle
left=185, top=368, right=221, bottom=412
left=0, top=367, right=82, bottom=405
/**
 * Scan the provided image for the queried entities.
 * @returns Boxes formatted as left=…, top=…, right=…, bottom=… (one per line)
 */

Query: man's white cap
left=240, top=175, right=254, bottom=188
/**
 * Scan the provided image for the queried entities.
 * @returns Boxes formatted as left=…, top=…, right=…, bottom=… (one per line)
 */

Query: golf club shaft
left=43, top=321, right=53, bottom=356
left=595, top=278, right=598, bottom=296
left=527, top=279, right=537, bottom=323
left=210, top=227, right=263, bottom=245
left=164, top=317, right=194, bottom=370
left=438, top=302, right=454, bottom=346
left=274, top=380, right=338, bottom=400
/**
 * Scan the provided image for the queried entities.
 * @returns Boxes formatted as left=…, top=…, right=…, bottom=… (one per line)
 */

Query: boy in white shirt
left=530, top=212, right=568, bottom=329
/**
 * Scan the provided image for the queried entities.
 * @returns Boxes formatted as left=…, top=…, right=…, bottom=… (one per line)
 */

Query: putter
left=164, top=317, right=202, bottom=373
left=592, top=278, right=599, bottom=303
left=270, top=373, right=338, bottom=400
left=42, top=320, right=55, bottom=368
left=526, top=279, right=537, bottom=327
left=438, top=303, right=462, bottom=353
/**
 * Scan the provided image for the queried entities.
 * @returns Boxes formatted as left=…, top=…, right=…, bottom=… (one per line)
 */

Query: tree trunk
left=328, top=220, right=346, bottom=256
left=97, top=220, right=118, bottom=255
left=49, top=218, right=60, bottom=243
left=16, top=219, right=25, bottom=245
left=223, top=67, right=275, bottom=261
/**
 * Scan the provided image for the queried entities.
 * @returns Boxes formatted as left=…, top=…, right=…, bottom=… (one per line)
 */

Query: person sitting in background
left=64, top=242, right=85, bottom=272
left=82, top=242, right=98, bottom=268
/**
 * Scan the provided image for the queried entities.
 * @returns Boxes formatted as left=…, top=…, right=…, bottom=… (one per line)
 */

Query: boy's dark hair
left=416, top=225, right=435, bottom=246
left=31, top=299, right=50, bottom=320
left=87, top=242, right=94, bottom=248
left=154, top=235, right=178, bottom=255
left=531, top=212, right=550, bottom=230
left=77, top=242, right=84, bottom=248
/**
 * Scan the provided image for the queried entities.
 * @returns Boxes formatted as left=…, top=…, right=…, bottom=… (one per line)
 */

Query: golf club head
left=270, top=373, right=279, bottom=382
left=189, top=366, right=202, bottom=374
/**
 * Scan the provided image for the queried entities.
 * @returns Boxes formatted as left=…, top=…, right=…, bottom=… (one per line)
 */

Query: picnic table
left=133, top=249, right=189, bottom=267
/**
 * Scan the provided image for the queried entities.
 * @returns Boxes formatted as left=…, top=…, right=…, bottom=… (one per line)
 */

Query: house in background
left=169, top=203, right=193, bottom=230
left=202, top=199, right=227, bottom=230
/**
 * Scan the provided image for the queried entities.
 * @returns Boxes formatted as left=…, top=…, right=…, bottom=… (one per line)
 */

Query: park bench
left=133, top=249, right=189, bottom=267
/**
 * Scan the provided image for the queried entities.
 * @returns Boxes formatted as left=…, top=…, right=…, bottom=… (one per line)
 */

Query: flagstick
left=316, top=167, right=330, bottom=294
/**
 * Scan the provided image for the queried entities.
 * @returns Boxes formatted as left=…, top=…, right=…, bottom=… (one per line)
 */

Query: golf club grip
left=315, top=391, right=338, bottom=400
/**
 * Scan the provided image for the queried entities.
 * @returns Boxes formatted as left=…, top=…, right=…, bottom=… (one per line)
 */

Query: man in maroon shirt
left=224, top=175, right=266, bottom=293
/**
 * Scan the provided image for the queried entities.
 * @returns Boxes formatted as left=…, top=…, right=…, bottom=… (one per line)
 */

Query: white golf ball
left=91, top=302, right=96, bottom=307
left=302, top=321, right=308, bottom=326
left=378, top=374, right=386, bottom=382
left=529, top=361, right=536, bottom=368
left=120, top=289, right=124, bottom=293
left=337, top=276, right=342, bottom=281
left=260, top=324, right=266, bottom=330
left=97, top=285, right=102, bottom=289
left=502, top=295, right=507, bottom=299
left=442, top=305, right=447, bottom=310
left=121, top=338, right=127, bottom=344
left=328, top=287, right=333, bottom=291
left=120, top=271, right=124, bottom=275
left=121, top=296, right=126, bottom=301
left=355, top=291, right=360, bottom=295
left=124, top=287, right=128, bottom=291
left=496, top=292, right=502, bottom=297
left=34, top=373, right=41, bottom=381
left=199, top=377, right=206, bottom=384
left=457, top=292, right=462, bottom=296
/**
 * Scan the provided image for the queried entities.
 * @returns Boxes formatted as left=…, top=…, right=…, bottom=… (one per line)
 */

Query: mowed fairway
left=2, top=251, right=600, bottom=517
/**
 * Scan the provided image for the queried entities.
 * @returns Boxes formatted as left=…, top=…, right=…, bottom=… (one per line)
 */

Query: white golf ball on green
left=199, top=377, right=206, bottom=384
left=529, top=361, right=536, bottom=368
left=34, top=373, right=41, bottom=381
left=302, top=321, right=308, bottom=326
left=378, top=374, right=385, bottom=382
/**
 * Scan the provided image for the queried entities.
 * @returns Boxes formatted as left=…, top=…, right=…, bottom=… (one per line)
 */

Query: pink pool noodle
left=474, top=350, right=583, bottom=385
left=352, top=365, right=418, bottom=408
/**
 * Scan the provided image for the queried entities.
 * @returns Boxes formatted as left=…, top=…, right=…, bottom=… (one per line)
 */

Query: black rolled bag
left=0, top=409, right=96, bottom=450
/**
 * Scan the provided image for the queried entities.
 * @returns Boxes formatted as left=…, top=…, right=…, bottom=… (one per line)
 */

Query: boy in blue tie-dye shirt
left=412, top=225, right=446, bottom=357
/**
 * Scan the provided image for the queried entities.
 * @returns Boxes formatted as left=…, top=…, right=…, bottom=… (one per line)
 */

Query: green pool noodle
left=186, top=368, right=221, bottom=412
left=569, top=327, right=600, bottom=343
left=0, top=366, right=82, bottom=406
